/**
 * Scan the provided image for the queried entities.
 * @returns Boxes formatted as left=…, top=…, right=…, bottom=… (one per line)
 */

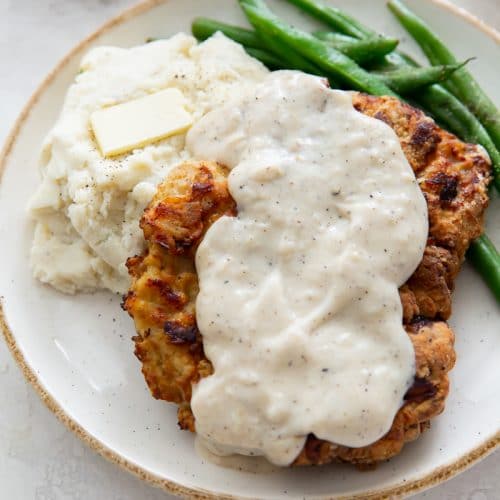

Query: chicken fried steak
left=123, top=94, right=490, bottom=466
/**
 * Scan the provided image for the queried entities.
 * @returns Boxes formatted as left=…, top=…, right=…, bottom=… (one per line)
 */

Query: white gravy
left=186, top=71, right=428, bottom=466
left=195, top=437, right=278, bottom=473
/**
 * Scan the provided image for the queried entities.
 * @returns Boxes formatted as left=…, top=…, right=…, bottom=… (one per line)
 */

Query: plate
left=0, top=0, right=499, bottom=498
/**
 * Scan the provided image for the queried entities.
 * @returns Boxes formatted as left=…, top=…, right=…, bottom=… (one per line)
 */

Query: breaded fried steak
left=123, top=94, right=490, bottom=466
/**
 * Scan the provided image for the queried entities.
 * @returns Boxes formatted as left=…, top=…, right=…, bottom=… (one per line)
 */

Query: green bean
left=256, top=31, right=329, bottom=76
left=313, top=31, right=357, bottom=43
left=239, top=0, right=397, bottom=96
left=374, top=61, right=470, bottom=95
left=192, top=17, right=264, bottom=49
left=241, top=0, right=457, bottom=97
left=191, top=16, right=328, bottom=81
left=283, top=0, right=374, bottom=38
left=388, top=0, right=500, bottom=151
left=244, top=47, right=283, bottom=69
left=314, top=32, right=399, bottom=65
left=370, top=50, right=419, bottom=71
left=193, top=17, right=397, bottom=67
left=281, top=0, right=423, bottom=73
left=418, top=87, right=471, bottom=138
left=466, top=235, right=500, bottom=303
left=367, top=54, right=473, bottom=137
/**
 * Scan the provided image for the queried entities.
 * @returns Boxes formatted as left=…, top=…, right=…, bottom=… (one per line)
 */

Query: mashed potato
left=28, top=33, right=269, bottom=294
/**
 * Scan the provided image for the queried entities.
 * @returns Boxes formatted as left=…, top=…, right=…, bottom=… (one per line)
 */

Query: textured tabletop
left=0, top=1, right=498, bottom=498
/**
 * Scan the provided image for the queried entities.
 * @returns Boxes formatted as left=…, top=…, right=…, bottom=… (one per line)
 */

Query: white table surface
left=0, top=1, right=498, bottom=499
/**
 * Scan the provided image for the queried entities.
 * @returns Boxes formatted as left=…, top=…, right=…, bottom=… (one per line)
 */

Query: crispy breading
left=123, top=94, right=491, bottom=465
left=124, top=161, right=233, bottom=404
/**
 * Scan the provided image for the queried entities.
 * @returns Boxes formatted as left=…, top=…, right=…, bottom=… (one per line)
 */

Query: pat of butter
left=90, top=88, right=193, bottom=157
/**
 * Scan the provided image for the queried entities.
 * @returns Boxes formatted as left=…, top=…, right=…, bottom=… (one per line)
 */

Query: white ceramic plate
left=1, top=1, right=499, bottom=498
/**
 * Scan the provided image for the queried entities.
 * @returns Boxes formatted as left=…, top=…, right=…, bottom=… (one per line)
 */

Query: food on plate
left=27, top=33, right=268, bottom=294
left=25, top=0, right=498, bottom=472
left=123, top=71, right=490, bottom=465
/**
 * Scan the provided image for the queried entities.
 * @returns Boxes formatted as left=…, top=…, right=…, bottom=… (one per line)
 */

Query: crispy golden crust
left=123, top=95, right=491, bottom=466
left=124, top=161, right=233, bottom=405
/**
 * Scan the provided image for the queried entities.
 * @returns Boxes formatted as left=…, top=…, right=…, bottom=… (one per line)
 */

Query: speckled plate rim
left=0, top=0, right=498, bottom=498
